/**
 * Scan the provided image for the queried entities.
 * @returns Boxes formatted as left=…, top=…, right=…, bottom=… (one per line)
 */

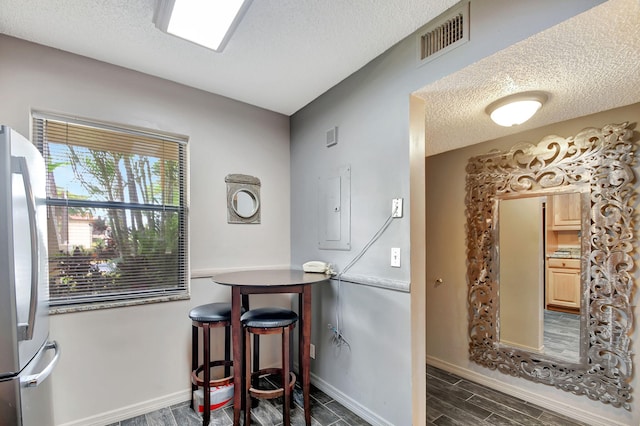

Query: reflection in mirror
left=466, top=123, right=636, bottom=410
left=544, top=193, right=582, bottom=362
left=499, top=197, right=544, bottom=354
left=232, top=189, right=258, bottom=218
left=498, top=194, right=581, bottom=363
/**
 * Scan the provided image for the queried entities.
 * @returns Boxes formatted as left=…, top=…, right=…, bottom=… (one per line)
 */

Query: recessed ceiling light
left=485, top=91, right=548, bottom=127
left=154, top=0, right=252, bottom=52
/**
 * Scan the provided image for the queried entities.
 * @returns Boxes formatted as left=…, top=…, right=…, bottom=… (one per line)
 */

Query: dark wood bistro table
left=212, top=269, right=329, bottom=426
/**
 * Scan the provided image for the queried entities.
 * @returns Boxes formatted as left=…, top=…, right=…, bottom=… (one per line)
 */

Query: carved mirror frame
left=466, top=122, right=635, bottom=409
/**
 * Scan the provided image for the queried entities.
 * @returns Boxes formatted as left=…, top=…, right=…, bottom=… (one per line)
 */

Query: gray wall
left=290, top=1, right=602, bottom=424
left=0, top=0, right=606, bottom=423
left=0, top=35, right=292, bottom=425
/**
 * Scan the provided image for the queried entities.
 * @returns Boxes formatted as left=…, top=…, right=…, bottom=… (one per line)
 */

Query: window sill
left=49, top=293, right=190, bottom=315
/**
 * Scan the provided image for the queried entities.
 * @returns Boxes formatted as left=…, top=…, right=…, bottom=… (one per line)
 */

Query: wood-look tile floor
left=543, top=309, right=580, bottom=362
left=109, top=379, right=370, bottom=426
left=427, top=365, right=590, bottom=426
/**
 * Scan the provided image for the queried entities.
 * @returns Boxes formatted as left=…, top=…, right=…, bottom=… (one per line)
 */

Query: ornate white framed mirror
left=466, top=122, right=636, bottom=410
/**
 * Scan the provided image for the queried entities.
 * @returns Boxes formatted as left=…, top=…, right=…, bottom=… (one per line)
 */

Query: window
left=32, top=112, right=188, bottom=307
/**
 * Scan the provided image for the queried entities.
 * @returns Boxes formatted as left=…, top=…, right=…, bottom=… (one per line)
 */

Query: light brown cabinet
left=548, top=192, right=581, bottom=230
left=546, top=258, right=580, bottom=311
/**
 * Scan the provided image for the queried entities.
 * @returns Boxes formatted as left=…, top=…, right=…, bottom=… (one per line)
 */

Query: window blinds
left=32, top=112, right=189, bottom=306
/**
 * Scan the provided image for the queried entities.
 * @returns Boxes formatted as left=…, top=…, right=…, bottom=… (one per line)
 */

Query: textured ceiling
left=1, top=1, right=637, bottom=156
left=416, top=0, right=640, bottom=156
left=0, top=0, right=458, bottom=116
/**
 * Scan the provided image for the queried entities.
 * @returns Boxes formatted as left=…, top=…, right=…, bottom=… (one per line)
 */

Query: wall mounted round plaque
left=225, top=174, right=261, bottom=224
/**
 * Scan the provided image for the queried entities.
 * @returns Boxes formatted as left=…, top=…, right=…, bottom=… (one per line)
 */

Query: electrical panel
left=318, top=165, right=351, bottom=250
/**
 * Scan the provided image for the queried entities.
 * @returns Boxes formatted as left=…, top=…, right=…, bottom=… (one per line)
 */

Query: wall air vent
left=418, top=1, right=469, bottom=65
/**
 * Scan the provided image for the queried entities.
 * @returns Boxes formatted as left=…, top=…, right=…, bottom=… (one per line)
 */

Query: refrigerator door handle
left=21, top=341, right=60, bottom=388
left=12, top=156, right=39, bottom=341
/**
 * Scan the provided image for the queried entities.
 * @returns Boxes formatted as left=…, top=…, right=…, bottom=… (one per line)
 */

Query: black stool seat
left=189, top=302, right=233, bottom=323
left=241, top=307, right=298, bottom=328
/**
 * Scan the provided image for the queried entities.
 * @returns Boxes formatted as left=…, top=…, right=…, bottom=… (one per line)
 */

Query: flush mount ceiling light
left=154, top=0, right=252, bottom=52
left=485, top=91, right=548, bottom=127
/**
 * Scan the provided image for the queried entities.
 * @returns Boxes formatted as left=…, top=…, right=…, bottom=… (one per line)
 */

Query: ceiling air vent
left=418, top=1, right=469, bottom=64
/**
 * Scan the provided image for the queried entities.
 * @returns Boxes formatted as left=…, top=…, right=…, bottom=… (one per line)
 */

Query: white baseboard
left=59, top=361, right=440, bottom=426
left=64, top=361, right=419, bottom=426
left=59, top=377, right=388, bottom=426
left=57, top=389, right=191, bottom=426
left=309, top=372, right=393, bottom=426
left=426, top=356, right=624, bottom=426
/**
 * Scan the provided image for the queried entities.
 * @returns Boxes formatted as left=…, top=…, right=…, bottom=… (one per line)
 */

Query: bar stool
left=242, top=307, right=298, bottom=426
left=189, top=303, right=236, bottom=426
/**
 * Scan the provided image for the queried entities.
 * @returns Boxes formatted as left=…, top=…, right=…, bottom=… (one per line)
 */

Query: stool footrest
left=191, top=360, right=234, bottom=387
left=248, top=369, right=296, bottom=400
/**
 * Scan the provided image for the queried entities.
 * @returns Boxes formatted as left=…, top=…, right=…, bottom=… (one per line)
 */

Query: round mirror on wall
left=225, top=173, right=261, bottom=224
left=232, top=189, right=259, bottom=218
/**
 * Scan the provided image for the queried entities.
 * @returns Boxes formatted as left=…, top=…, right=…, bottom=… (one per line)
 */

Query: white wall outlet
left=391, top=247, right=401, bottom=267
left=392, top=198, right=403, bottom=218
left=310, top=343, right=316, bottom=359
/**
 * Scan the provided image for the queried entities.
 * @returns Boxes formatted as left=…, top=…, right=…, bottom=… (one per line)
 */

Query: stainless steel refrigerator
left=0, top=125, right=60, bottom=426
